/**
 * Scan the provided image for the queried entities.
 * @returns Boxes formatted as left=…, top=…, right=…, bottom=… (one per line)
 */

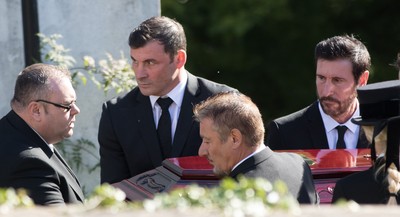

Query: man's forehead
left=130, top=47, right=168, bottom=61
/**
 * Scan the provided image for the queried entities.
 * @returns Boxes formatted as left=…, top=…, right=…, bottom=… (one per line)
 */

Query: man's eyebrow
left=130, top=57, right=157, bottom=62
left=63, top=99, right=76, bottom=104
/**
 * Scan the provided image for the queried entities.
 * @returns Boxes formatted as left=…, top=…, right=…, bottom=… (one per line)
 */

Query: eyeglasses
left=35, top=99, right=74, bottom=112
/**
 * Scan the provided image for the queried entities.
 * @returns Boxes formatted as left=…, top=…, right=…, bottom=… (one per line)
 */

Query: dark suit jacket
left=332, top=166, right=399, bottom=204
left=0, top=111, right=84, bottom=205
left=230, top=147, right=319, bottom=204
left=266, top=101, right=369, bottom=150
left=99, top=72, right=236, bottom=184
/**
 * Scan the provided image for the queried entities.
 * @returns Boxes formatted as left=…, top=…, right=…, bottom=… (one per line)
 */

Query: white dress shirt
left=318, top=101, right=360, bottom=149
left=150, top=72, right=188, bottom=143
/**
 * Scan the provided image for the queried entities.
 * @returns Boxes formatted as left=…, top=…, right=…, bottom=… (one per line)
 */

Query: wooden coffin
left=282, top=148, right=371, bottom=203
left=111, top=148, right=372, bottom=204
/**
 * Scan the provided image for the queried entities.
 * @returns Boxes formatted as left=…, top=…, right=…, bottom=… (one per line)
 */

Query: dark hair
left=128, top=16, right=187, bottom=62
left=11, top=63, right=71, bottom=108
left=315, top=35, right=371, bottom=83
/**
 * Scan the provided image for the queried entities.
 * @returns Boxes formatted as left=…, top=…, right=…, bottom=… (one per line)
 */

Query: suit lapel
left=171, top=73, right=199, bottom=157
left=136, top=92, right=164, bottom=166
left=357, top=127, right=370, bottom=148
left=306, top=102, right=329, bottom=149
left=52, top=149, right=85, bottom=201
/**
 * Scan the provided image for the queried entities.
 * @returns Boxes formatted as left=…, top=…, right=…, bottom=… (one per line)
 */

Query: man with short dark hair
left=98, top=16, right=236, bottom=184
left=267, top=35, right=370, bottom=150
left=0, top=63, right=84, bottom=205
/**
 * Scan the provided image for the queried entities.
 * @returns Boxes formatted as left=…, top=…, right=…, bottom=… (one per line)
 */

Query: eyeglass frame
left=35, top=99, right=74, bottom=112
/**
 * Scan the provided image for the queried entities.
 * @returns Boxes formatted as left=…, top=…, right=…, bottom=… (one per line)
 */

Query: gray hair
left=193, top=91, right=265, bottom=146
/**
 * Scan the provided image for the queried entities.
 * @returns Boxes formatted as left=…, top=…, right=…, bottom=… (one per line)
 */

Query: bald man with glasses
left=0, top=63, right=84, bottom=205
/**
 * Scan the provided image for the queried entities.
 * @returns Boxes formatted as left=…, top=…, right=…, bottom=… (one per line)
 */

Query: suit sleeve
left=299, top=159, right=320, bottom=204
left=98, top=102, right=130, bottom=184
left=11, top=157, right=65, bottom=205
left=331, top=181, right=346, bottom=204
left=265, top=120, right=282, bottom=150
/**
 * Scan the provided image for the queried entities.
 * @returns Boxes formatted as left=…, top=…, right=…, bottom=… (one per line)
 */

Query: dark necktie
left=336, top=125, right=347, bottom=149
left=157, top=97, right=173, bottom=158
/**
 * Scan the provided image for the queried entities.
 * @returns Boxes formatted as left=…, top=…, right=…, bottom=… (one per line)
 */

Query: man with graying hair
left=193, top=91, right=319, bottom=204
left=0, top=63, right=84, bottom=205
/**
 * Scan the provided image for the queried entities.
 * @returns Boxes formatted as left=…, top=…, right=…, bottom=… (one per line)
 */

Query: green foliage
left=0, top=177, right=300, bottom=215
left=84, top=184, right=129, bottom=211
left=37, top=33, right=87, bottom=87
left=0, top=188, right=33, bottom=213
left=38, top=33, right=136, bottom=94
left=142, top=176, right=300, bottom=216
left=83, top=53, right=136, bottom=94
left=37, top=33, right=76, bottom=68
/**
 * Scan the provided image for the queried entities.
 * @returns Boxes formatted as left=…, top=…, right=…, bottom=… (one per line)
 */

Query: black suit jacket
left=230, top=147, right=319, bottom=204
left=0, top=111, right=84, bottom=205
left=266, top=101, right=369, bottom=150
left=99, top=72, right=236, bottom=184
left=332, top=166, right=399, bottom=204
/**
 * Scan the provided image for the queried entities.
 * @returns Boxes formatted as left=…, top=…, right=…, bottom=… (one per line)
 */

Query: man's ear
left=28, top=101, right=42, bottom=121
left=175, top=49, right=187, bottom=69
left=358, top=70, right=369, bottom=87
left=231, top=128, right=242, bottom=149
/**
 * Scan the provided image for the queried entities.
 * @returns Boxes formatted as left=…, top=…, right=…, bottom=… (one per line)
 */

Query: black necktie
left=157, top=97, right=173, bottom=158
left=336, top=125, right=347, bottom=149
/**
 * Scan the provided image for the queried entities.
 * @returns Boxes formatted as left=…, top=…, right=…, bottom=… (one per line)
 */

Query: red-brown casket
left=112, top=148, right=372, bottom=204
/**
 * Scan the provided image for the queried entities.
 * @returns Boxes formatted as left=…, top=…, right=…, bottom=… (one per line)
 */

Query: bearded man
left=266, top=35, right=370, bottom=150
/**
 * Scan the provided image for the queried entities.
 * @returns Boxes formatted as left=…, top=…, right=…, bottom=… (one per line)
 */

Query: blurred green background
left=161, top=0, right=400, bottom=124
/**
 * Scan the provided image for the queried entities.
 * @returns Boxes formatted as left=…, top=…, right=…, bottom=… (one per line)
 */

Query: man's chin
left=321, top=104, right=339, bottom=116
left=64, top=130, right=74, bottom=139
left=138, top=86, right=154, bottom=96
left=213, top=167, right=228, bottom=178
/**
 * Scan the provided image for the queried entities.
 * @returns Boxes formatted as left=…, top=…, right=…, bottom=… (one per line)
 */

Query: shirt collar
left=231, top=145, right=266, bottom=172
left=150, top=71, right=188, bottom=108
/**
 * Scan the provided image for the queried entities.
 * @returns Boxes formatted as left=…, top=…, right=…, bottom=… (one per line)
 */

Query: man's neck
left=333, top=100, right=358, bottom=124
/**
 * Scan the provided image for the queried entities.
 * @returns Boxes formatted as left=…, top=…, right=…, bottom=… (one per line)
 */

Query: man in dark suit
left=267, top=35, right=370, bottom=150
left=332, top=80, right=400, bottom=204
left=194, top=92, right=318, bottom=204
left=98, top=16, right=236, bottom=184
left=0, top=63, right=84, bottom=205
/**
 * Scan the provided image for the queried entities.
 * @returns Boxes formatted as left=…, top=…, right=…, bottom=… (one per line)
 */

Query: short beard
left=213, top=167, right=229, bottom=178
left=319, top=90, right=357, bottom=118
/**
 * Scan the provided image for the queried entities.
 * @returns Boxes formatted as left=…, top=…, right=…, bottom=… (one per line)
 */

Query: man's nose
left=321, top=81, right=335, bottom=96
left=198, top=143, right=207, bottom=157
left=71, top=103, right=80, bottom=114
left=133, top=64, right=147, bottom=79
